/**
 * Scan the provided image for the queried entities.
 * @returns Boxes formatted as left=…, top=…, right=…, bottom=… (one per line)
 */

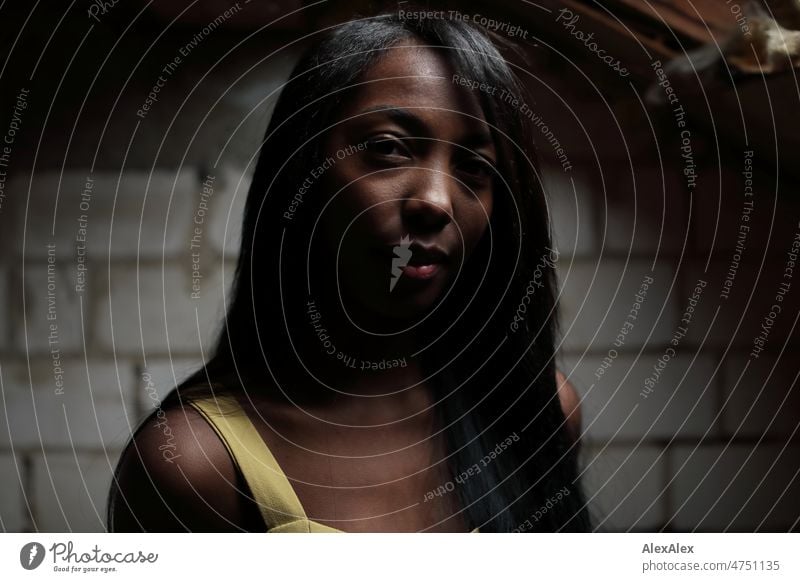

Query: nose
left=402, top=168, right=454, bottom=233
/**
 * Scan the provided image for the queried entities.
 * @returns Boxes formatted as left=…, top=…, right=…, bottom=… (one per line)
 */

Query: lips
left=380, top=241, right=451, bottom=284
left=402, top=263, right=441, bottom=279
left=402, top=244, right=447, bottom=280
left=406, top=244, right=449, bottom=266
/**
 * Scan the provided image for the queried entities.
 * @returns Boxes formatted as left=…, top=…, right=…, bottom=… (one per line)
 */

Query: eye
left=364, top=134, right=410, bottom=159
left=459, top=156, right=496, bottom=182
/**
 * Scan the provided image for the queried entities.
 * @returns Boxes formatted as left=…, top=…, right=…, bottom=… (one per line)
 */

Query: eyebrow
left=355, top=104, right=495, bottom=151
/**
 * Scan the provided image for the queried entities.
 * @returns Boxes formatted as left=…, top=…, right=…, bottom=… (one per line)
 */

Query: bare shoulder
left=555, top=370, right=582, bottom=447
left=109, top=401, right=262, bottom=532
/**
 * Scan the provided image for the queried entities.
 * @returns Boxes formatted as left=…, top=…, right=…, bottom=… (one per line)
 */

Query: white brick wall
left=604, top=164, right=689, bottom=254
left=542, top=166, right=597, bottom=257
left=721, top=355, right=800, bottom=439
left=582, top=445, right=666, bottom=531
left=0, top=167, right=246, bottom=532
left=0, top=454, right=27, bottom=532
left=668, top=444, right=800, bottom=531
left=31, top=452, right=117, bottom=532
left=562, top=354, right=719, bottom=441
left=0, top=267, right=8, bottom=352
left=17, top=261, right=85, bottom=354
left=94, top=261, right=234, bottom=355
left=206, top=166, right=249, bottom=258
left=9, top=171, right=197, bottom=260
left=556, top=259, right=678, bottom=351
left=0, top=360, right=136, bottom=450
left=694, top=161, right=799, bottom=255
left=682, top=258, right=799, bottom=348
left=138, top=358, right=200, bottom=412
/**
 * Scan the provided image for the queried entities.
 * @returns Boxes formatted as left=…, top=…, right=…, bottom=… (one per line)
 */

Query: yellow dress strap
left=187, top=393, right=477, bottom=533
left=187, top=393, right=318, bottom=532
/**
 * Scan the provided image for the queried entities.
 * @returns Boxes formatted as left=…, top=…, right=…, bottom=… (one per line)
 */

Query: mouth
left=406, top=243, right=449, bottom=265
left=401, top=263, right=441, bottom=279
left=402, top=244, right=448, bottom=279
left=381, top=241, right=451, bottom=286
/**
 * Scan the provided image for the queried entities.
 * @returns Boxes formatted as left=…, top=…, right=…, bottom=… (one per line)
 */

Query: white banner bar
left=1, top=533, right=797, bottom=581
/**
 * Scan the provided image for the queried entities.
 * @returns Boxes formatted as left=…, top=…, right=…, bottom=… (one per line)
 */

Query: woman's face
left=316, top=41, right=496, bottom=326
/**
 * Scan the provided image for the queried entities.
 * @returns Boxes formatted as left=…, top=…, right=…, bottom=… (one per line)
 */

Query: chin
left=386, top=287, right=444, bottom=319
left=343, top=276, right=449, bottom=329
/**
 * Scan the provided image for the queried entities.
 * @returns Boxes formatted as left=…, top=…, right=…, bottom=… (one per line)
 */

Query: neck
left=300, top=290, right=427, bottom=395
left=270, top=293, right=438, bottom=424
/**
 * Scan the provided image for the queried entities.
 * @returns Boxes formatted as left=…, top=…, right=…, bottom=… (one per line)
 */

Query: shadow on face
left=312, top=41, right=497, bottom=330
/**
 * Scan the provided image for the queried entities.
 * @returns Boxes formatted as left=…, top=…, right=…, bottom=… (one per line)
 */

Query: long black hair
left=111, top=9, right=592, bottom=533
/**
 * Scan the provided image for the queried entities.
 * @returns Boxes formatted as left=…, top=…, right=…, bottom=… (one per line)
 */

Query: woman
left=108, top=11, right=591, bottom=533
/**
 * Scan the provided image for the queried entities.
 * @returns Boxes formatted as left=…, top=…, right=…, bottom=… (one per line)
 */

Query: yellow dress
left=187, top=394, right=480, bottom=533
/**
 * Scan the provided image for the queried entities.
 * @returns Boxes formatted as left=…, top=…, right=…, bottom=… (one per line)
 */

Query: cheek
left=460, top=194, right=493, bottom=255
left=323, top=176, right=396, bottom=244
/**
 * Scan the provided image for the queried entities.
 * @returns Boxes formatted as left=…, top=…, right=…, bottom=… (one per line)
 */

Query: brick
left=0, top=186, right=13, bottom=254
left=542, top=165, right=597, bottom=257
left=15, top=260, right=84, bottom=354
left=668, top=444, right=800, bottom=531
left=94, top=262, right=233, bottom=355
left=694, top=155, right=797, bottom=255
left=556, top=259, right=679, bottom=351
left=0, top=454, right=27, bottom=532
left=681, top=259, right=800, bottom=348
left=10, top=171, right=196, bottom=259
left=7, top=172, right=86, bottom=259
left=561, top=354, right=719, bottom=441
left=205, top=166, right=249, bottom=258
left=0, top=267, right=8, bottom=351
left=581, top=445, right=666, bottom=531
left=138, top=358, right=200, bottom=412
left=603, top=164, right=689, bottom=254
left=721, top=354, right=800, bottom=439
left=31, top=452, right=116, bottom=532
left=0, top=360, right=137, bottom=450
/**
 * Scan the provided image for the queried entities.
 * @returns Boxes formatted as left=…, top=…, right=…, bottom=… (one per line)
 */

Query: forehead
left=341, top=42, right=489, bottom=123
